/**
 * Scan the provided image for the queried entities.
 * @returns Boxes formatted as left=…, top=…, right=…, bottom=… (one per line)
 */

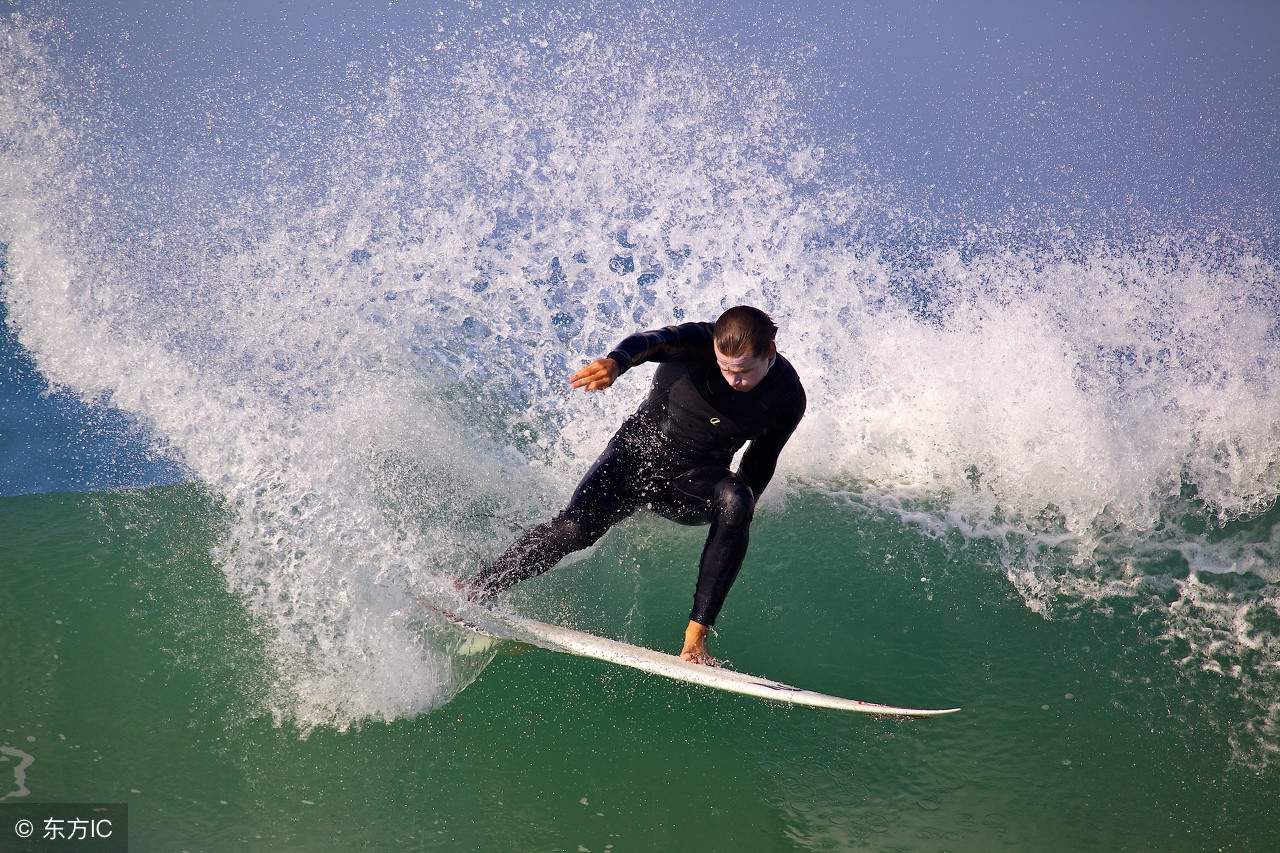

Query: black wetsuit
left=475, top=322, right=807, bottom=626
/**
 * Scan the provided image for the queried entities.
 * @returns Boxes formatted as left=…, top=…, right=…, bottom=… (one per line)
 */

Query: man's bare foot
left=451, top=575, right=491, bottom=605
left=680, top=620, right=716, bottom=666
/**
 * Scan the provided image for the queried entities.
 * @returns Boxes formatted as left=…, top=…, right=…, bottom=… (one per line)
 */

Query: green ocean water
left=4, top=485, right=1277, bottom=851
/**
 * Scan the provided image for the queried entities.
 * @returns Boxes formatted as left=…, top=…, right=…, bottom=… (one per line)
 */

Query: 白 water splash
left=2, top=11, right=1278, bottom=754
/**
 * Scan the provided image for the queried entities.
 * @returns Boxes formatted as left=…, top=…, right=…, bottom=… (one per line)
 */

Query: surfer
left=469, top=306, right=806, bottom=665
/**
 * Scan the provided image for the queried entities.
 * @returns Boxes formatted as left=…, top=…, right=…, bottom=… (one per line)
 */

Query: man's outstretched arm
left=571, top=322, right=714, bottom=392
left=605, top=322, right=714, bottom=375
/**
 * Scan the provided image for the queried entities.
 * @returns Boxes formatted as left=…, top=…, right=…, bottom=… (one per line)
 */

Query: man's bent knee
left=549, top=513, right=607, bottom=551
left=714, top=479, right=755, bottom=528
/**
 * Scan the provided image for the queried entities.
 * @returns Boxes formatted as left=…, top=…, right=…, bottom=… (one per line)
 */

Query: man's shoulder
left=769, top=354, right=807, bottom=424
left=648, top=321, right=714, bottom=347
left=682, top=321, right=716, bottom=341
left=772, top=353, right=805, bottom=393
left=659, top=322, right=716, bottom=358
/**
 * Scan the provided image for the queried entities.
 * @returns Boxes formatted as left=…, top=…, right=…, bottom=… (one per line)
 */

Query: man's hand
left=680, top=620, right=715, bottom=666
left=570, top=357, right=620, bottom=392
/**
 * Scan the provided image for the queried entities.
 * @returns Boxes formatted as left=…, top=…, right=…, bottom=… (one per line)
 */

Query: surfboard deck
left=423, top=599, right=960, bottom=717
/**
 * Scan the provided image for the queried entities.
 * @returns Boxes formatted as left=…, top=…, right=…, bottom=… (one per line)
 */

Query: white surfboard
left=424, top=600, right=959, bottom=717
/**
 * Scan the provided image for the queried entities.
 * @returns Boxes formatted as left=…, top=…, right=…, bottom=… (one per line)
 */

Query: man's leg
left=656, top=468, right=756, bottom=662
left=472, top=439, right=644, bottom=598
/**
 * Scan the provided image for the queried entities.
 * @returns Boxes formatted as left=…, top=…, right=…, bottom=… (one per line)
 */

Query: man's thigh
left=652, top=466, right=739, bottom=525
left=564, top=439, right=653, bottom=532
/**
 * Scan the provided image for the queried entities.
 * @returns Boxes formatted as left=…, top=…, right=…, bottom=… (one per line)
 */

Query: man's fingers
left=571, top=368, right=605, bottom=390
left=569, top=365, right=599, bottom=388
left=570, top=359, right=618, bottom=391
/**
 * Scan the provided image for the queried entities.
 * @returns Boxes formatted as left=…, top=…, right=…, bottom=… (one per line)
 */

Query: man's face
left=714, top=342, right=776, bottom=392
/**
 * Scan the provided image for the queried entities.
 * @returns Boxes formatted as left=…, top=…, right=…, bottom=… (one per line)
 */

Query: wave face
left=2, top=6, right=1279, bottom=750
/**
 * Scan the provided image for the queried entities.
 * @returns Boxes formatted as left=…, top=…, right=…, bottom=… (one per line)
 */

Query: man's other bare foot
left=680, top=620, right=716, bottom=666
left=451, top=575, right=492, bottom=606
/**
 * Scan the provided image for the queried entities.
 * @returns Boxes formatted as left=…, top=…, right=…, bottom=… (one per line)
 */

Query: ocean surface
left=3, top=2, right=1280, bottom=850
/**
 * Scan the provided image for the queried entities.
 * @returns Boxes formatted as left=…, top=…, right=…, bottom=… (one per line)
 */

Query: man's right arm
left=605, top=322, right=714, bottom=375
left=570, top=322, right=713, bottom=392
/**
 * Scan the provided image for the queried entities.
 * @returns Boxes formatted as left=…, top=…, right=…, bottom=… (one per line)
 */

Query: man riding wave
left=468, top=305, right=806, bottom=665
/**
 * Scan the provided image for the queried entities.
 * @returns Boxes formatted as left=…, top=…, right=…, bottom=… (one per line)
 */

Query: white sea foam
left=2, top=15, right=1278, bottom=737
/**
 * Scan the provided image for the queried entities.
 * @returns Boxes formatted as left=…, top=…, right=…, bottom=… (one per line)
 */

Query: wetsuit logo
left=710, top=418, right=721, bottom=425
